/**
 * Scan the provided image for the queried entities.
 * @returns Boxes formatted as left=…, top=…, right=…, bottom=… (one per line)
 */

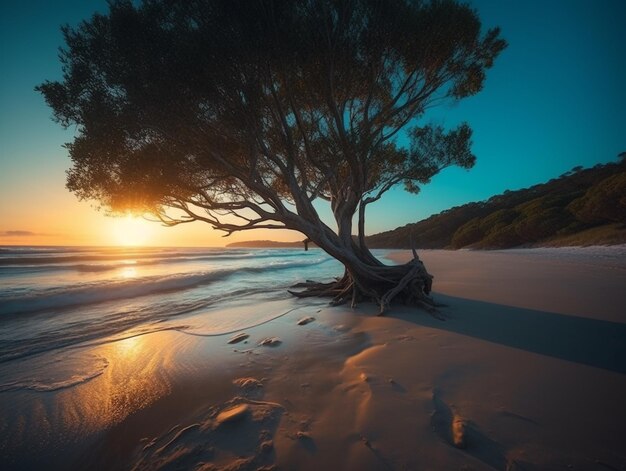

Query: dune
left=2, top=247, right=625, bottom=470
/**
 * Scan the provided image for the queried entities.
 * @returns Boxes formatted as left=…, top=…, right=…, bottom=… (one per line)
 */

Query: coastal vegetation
left=367, top=157, right=626, bottom=249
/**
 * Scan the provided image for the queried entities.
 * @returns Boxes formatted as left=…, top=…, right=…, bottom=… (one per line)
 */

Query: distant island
left=230, top=157, right=626, bottom=250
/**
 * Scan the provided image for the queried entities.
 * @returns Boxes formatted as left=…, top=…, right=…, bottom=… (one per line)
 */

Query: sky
left=0, top=0, right=625, bottom=247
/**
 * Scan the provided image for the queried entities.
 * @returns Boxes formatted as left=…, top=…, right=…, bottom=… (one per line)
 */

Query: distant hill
left=226, top=240, right=310, bottom=248
left=366, top=157, right=626, bottom=249
left=229, top=158, right=626, bottom=250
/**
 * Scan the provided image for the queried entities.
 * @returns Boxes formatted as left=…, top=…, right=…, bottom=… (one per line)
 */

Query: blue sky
left=0, top=0, right=624, bottom=245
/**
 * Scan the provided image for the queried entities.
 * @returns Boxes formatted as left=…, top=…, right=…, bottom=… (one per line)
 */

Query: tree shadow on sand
left=396, top=294, right=626, bottom=375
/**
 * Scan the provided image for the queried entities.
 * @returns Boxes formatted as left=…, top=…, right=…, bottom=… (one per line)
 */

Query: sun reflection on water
left=39, top=332, right=175, bottom=436
left=116, top=334, right=142, bottom=358
left=120, top=266, right=138, bottom=279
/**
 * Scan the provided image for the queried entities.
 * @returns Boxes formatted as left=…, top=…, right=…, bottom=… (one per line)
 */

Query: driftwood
left=289, top=250, right=437, bottom=316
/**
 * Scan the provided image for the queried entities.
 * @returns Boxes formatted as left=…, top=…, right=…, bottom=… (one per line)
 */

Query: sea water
left=0, top=246, right=351, bottom=391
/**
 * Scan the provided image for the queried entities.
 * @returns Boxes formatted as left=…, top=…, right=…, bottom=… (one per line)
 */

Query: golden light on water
left=12, top=332, right=175, bottom=444
left=120, top=266, right=138, bottom=279
left=115, top=334, right=143, bottom=359
left=112, top=215, right=154, bottom=246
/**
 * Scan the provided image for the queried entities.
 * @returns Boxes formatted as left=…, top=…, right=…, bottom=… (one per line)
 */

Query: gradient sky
left=1, top=0, right=624, bottom=247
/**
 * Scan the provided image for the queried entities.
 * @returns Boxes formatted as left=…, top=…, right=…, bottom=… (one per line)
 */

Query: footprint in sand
left=216, top=404, right=250, bottom=425
left=133, top=398, right=285, bottom=471
left=430, top=389, right=513, bottom=470
left=233, top=377, right=264, bottom=399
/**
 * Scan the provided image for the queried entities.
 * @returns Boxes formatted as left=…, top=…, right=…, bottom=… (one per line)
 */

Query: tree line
left=367, top=157, right=626, bottom=249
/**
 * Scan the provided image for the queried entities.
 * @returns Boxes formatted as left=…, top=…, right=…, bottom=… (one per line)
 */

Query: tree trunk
left=289, top=242, right=436, bottom=315
left=283, top=202, right=437, bottom=315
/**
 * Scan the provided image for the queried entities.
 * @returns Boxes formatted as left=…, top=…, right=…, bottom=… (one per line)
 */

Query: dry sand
left=2, top=248, right=626, bottom=470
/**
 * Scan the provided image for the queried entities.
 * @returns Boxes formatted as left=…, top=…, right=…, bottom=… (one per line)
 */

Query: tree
left=38, top=0, right=506, bottom=314
left=568, top=173, right=626, bottom=225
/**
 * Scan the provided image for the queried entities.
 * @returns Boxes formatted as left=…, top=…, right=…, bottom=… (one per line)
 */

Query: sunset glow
left=112, top=216, right=154, bottom=246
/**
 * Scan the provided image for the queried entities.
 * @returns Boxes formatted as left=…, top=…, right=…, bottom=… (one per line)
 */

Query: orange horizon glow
left=0, top=164, right=302, bottom=248
left=0, top=207, right=304, bottom=248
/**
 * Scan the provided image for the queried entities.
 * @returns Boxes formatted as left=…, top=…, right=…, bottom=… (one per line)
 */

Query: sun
left=112, top=215, right=154, bottom=246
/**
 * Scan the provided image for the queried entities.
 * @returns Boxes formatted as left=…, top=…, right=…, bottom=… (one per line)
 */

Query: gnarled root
left=289, top=258, right=438, bottom=316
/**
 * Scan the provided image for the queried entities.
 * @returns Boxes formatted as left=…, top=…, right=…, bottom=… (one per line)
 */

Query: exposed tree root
left=289, top=256, right=439, bottom=316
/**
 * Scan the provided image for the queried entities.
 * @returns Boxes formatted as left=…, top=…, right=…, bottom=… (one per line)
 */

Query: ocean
left=0, top=245, right=351, bottom=392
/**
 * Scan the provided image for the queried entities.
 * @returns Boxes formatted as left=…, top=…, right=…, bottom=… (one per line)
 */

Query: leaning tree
left=38, top=0, right=505, bottom=313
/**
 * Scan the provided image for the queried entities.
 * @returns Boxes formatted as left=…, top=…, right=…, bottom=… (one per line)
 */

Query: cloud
left=1, top=230, right=38, bottom=237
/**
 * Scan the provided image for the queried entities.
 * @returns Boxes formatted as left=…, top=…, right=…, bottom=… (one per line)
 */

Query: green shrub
left=451, top=218, right=483, bottom=248
left=568, top=172, right=626, bottom=224
left=478, top=209, right=519, bottom=233
left=479, top=224, right=524, bottom=248
left=514, top=207, right=576, bottom=242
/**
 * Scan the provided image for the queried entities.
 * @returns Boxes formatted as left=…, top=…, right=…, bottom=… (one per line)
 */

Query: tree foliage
left=568, top=172, right=626, bottom=224
left=38, top=0, right=506, bottom=312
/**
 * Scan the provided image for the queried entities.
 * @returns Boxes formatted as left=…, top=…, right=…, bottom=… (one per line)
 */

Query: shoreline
left=1, top=247, right=625, bottom=470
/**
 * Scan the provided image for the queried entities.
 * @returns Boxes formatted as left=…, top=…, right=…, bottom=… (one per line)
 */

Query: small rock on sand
left=259, top=440, right=273, bottom=452
left=258, top=337, right=282, bottom=347
left=216, top=404, right=249, bottom=425
left=296, top=431, right=311, bottom=440
left=233, top=377, right=263, bottom=389
left=228, top=333, right=250, bottom=344
left=451, top=415, right=467, bottom=448
left=297, top=316, right=315, bottom=326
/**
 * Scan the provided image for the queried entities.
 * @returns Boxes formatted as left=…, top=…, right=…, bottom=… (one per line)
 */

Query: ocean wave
left=0, top=246, right=106, bottom=255
left=0, top=249, right=317, bottom=275
left=0, top=352, right=109, bottom=392
left=0, top=248, right=250, bottom=266
left=0, top=285, right=285, bottom=363
left=0, top=258, right=330, bottom=316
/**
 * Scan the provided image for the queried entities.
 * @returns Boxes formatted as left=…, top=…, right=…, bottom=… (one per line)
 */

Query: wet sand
left=2, top=248, right=626, bottom=470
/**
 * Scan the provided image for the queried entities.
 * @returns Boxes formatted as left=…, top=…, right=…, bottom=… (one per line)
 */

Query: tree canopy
left=39, top=0, right=506, bottom=313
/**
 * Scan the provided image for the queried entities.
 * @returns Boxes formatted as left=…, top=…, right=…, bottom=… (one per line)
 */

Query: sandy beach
left=1, top=247, right=626, bottom=470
